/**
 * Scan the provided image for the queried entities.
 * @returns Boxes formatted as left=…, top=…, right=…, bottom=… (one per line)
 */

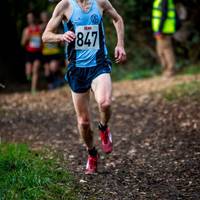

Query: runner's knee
left=98, top=98, right=111, bottom=111
left=77, top=115, right=90, bottom=127
left=32, top=66, right=39, bottom=74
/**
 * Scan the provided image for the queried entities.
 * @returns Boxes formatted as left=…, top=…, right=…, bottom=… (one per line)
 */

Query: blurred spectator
left=21, top=12, right=42, bottom=94
left=40, top=11, right=64, bottom=90
left=152, top=0, right=179, bottom=77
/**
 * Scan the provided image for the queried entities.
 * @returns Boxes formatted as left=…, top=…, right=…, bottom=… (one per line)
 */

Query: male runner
left=42, top=0, right=126, bottom=174
left=21, top=12, right=42, bottom=94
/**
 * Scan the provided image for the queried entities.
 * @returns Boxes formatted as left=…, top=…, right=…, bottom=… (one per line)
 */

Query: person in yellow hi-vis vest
left=152, top=0, right=179, bottom=77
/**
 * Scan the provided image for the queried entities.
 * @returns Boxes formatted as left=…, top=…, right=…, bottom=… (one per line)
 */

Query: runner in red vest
left=21, top=12, right=42, bottom=94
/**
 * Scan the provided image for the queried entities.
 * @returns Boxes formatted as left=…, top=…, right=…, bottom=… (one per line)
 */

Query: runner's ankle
left=98, top=122, right=107, bottom=131
left=88, top=147, right=97, bottom=157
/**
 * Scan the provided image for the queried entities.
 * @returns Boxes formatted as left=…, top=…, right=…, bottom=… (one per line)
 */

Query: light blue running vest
left=63, top=0, right=110, bottom=68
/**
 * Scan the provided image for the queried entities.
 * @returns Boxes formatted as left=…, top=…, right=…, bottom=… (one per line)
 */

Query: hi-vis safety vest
left=42, top=43, right=61, bottom=56
left=152, top=0, right=176, bottom=34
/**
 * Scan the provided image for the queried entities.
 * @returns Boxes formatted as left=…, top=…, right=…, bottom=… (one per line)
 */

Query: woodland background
left=0, top=0, right=200, bottom=82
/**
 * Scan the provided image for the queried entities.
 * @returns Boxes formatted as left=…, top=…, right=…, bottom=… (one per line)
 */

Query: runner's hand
left=115, top=46, right=126, bottom=63
left=62, top=31, right=76, bottom=43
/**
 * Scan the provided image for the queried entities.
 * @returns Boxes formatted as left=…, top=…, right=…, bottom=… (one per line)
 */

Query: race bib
left=75, top=25, right=99, bottom=50
left=30, top=36, right=41, bottom=49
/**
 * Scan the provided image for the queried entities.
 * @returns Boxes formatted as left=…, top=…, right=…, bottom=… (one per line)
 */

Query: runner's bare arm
left=42, top=0, right=75, bottom=43
left=21, top=28, right=29, bottom=46
left=102, top=1, right=124, bottom=47
left=98, top=0, right=126, bottom=63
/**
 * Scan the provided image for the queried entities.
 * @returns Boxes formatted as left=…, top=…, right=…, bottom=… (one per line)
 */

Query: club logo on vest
left=91, top=14, right=99, bottom=24
left=74, top=17, right=81, bottom=23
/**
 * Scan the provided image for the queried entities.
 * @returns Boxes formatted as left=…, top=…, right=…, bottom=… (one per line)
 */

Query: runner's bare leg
left=92, top=73, right=112, bottom=126
left=71, top=91, right=94, bottom=149
left=25, top=62, right=32, bottom=79
left=32, top=60, right=40, bottom=92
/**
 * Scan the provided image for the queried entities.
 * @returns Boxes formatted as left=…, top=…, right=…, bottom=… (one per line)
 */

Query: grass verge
left=0, top=143, right=78, bottom=200
left=111, top=63, right=200, bottom=81
left=162, top=80, right=200, bottom=101
left=180, top=64, right=200, bottom=75
left=111, top=65, right=160, bottom=81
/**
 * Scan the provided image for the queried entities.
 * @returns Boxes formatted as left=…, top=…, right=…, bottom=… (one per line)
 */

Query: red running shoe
left=85, top=154, right=98, bottom=174
left=99, top=127, right=113, bottom=154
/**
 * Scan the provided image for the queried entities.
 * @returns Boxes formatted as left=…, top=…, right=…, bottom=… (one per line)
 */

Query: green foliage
left=181, top=64, right=200, bottom=75
left=0, top=143, right=78, bottom=200
left=111, top=64, right=160, bottom=81
left=103, top=0, right=157, bottom=80
left=4, top=0, right=200, bottom=81
left=106, top=0, right=200, bottom=80
left=163, top=81, right=200, bottom=101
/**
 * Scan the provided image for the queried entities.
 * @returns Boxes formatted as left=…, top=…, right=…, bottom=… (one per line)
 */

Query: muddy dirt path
left=0, top=75, right=200, bottom=199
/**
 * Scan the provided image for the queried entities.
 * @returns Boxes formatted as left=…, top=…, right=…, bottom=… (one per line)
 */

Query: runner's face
left=41, top=12, right=49, bottom=23
left=27, top=13, right=35, bottom=25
